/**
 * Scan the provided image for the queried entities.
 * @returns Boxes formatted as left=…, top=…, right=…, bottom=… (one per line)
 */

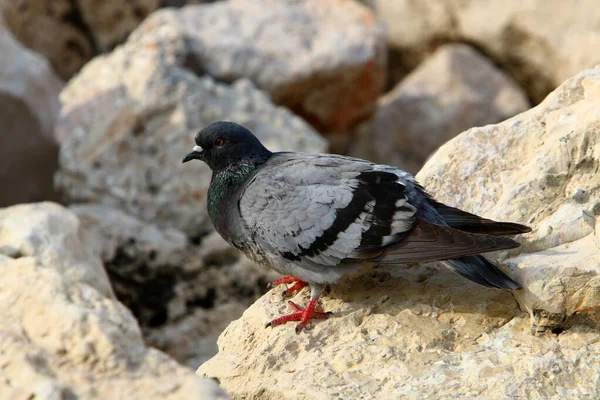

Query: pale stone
left=71, top=203, right=188, bottom=267
left=417, top=67, right=600, bottom=329
left=132, top=0, right=386, bottom=131
left=350, top=43, right=530, bottom=173
left=71, top=204, right=278, bottom=367
left=0, top=202, right=113, bottom=298
left=198, top=267, right=599, bottom=399
left=371, top=0, right=600, bottom=102
left=0, top=202, right=230, bottom=399
left=0, top=21, right=63, bottom=140
left=506, top=234, right=600, bottom=331
left=0, top=21, right=63, bottom=205
left=1, top=0, right=94, bottom=80
left=75, top=0, right=160, bottom=51
left=2, top=0, right=162, bottom=79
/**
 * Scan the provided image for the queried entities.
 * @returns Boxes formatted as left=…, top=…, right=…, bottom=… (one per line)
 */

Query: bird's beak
left=182, top=145, right=204, bottom=163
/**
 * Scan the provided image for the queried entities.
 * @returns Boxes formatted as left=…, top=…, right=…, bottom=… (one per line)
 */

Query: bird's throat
left=207, top=163, right=260, bottom=228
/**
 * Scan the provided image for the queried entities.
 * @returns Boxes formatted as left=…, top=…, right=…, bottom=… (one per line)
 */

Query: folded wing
left=238, top=153, right=526, bottom=289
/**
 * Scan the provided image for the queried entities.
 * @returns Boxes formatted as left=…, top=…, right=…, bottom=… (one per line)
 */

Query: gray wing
left=238, top=153, right=523, bottom=269
left=238, top=153, right=525, bottom=290
left=237, top=153, right=419, bottom=268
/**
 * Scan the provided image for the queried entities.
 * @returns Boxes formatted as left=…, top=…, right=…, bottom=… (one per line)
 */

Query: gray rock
left=1, top=0, right=94, bottom=80
left=370, top=0, right=600, bottom=102
left=131, top=0, right=386, bottom=131
left=54, top=27, right=326, bottom=236
left=417, top=66, right=600, bottom=332
left=0, top=202, right=113, bottom=298
left=75, top=0, right=160, bottom=51
left=71, top=203, right=188, bottom=267
left=0, top=21, right=63, bottom=206
left=350, top=44, right=530, bottom=173
left=2, top=0, right=164, bottom=79
left=145, top=299, right=254, bottom=368
left=161, top=0, right=220, bottom=5
left=199, top=277, right=599, bottom=399
left=72, top=204, right=278, bottom=365
left=0, top=22, right=63, bottom=140
left=0, top=202, right=230, bottom=399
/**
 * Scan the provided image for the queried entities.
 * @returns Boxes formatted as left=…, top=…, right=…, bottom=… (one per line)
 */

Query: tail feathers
left=443, top=255, right=521, bottom=290
left=428, top=200, right=532, bottom=236
left=365, top=218, right=521, bottom=265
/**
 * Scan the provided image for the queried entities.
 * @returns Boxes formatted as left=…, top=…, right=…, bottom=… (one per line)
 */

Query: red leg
left=267, top=276, right=308, bottom=297
left=265, top=286, right=331, bottom=333
left=282, top=280, right=307, bottom=297
left=267, top=276, right=300, bottom=288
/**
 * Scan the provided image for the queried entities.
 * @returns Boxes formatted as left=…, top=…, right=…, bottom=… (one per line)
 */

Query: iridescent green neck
left=207, top=163, right=260, bottom=223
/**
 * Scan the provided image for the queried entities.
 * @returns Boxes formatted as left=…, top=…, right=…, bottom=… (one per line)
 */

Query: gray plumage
left=183, top=121, right=530, bottom=330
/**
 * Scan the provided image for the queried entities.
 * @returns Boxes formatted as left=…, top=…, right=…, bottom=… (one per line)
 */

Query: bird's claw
left=265, top=300, right=332, bottom=333
left=267, top=276, right=303, bottom=289
left=267, top=276, right=308, bottom=298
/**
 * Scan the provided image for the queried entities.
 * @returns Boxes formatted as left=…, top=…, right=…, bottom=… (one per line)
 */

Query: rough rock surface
left=199, top=268, right=598, bottom=399
left=54, top=25, right=327, bottom=236
left=198, top=68, right=600, bottom=399
left=2, top=0, right=164, bottom=79
left=417, top=66, right=600, bottom=332
left=132, top=0, right=386, bottom=131
left=1, top=0, right=94, bottom=80
left=0, top=21, right=63, bottom=206
left=162, top=0, right=219, bottom=5
left=350, top=44, right=529, bottom=173
left=0, top=21, right=63, bottom=140
left=70, top=203, right=188, bottom=325
left=370, top=0, right=600, bottom=102
left=71, top=204, right=278, bottom=367
left=75, top=0, right=160, bottom=51
left=0, top=202, right=229, bottom=399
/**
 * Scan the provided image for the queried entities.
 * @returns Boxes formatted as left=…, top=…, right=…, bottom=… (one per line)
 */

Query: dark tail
left=428, top=200, right=532, bottom=236
left=443, top=255, right=521, bottom=290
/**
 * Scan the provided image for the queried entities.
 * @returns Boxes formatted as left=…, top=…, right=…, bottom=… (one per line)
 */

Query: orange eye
left=215, top=137, right=225, bottom=147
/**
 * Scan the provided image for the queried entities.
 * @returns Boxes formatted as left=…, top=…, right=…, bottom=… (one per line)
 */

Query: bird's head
left=182, top=121, right=272, bottom=172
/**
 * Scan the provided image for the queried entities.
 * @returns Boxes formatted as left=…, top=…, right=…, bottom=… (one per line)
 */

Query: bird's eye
left=215, top=137, right=225, bottom=147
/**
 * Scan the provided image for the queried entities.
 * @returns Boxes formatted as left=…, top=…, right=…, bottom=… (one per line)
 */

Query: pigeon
left=183, top=121, right=531, bottom=333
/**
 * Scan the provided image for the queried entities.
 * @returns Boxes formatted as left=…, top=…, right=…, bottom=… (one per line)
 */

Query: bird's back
left=230, top=152, right=529, bottom=289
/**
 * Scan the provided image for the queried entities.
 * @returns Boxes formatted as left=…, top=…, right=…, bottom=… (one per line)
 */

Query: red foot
left=265, top=299, right=332, bottom=333
left=267, top=276, right=307, bottom=297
